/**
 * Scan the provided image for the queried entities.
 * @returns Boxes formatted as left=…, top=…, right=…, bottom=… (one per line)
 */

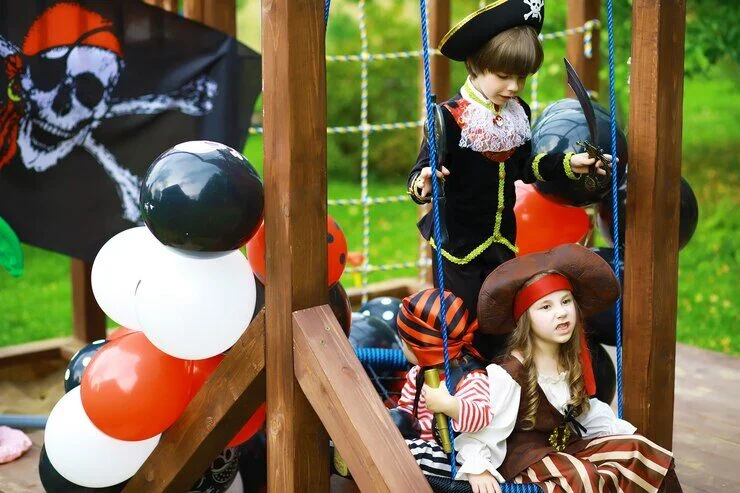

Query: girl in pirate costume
left=407, top=1, right=610, bottom=354
left=451, top=244, right=681, bottom=492
left=394, top=288, right=492, bottom=482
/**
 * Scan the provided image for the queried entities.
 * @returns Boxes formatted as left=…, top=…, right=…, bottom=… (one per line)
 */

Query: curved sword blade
left=564, top=57, right=598, bottom=143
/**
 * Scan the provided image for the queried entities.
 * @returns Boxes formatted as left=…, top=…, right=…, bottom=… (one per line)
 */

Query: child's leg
left=576, top=434, right=681, bottom=493
left=405, top=438, right=452, bottom=478
left=511, top=453, right=601, bottom=493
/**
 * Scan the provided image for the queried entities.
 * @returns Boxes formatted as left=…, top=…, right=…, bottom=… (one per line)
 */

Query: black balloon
left=359, top=296, right=403, bottom=334
left=190, top=447, right=240, bottom=493
left=64, top=339, right=108, bottom=393
left=348, top=312, right=401, bottom=350
left=237, top=431, right=267, bottom=493
left=531, top=98, right=628, bottom=206
left=388, top=407, right=421, bottom=440
left=597, top=175, right=699, bottom=251
left=328, top=282, right=352, bottom=336
left=585, top=247, right=623, bottom=346
left=39, top=445, right=128, bottom=492
left=587, top=338, right=617, bottom=405
left=140, top=141, right=264, bottom=251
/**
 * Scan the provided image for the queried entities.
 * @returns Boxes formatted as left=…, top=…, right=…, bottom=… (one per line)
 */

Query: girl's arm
left=452, top=372, right=493, bottom=433
left=577, top=397, right=637, bottom=438
left=396, top=366, right=421, bottom=416
left=454, top=364, right=520, bottom=483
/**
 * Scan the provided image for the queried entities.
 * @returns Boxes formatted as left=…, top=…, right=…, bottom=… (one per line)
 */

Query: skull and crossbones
left=1, top=3, right=217, bottom=222
left=523, top=0, right=544, bottom=21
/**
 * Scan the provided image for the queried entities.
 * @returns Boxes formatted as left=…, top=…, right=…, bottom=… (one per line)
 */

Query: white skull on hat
left=523, top=0, right=543, bottom=21
left=19, top=45, right=122, bottom=171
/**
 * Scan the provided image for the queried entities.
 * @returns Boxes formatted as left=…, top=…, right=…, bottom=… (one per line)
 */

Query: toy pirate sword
left=564, top=58, right=613, bottom=192
left=423, top=94, right=449, bottom=247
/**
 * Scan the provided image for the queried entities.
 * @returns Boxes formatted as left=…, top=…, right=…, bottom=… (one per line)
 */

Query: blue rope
left=355, top=348, right=409, bottom=371
left=324, top=0, right=331, bottom=28
left=605, top=0, right=624, bottom=419
left=419, top=0, right=456, bottom=477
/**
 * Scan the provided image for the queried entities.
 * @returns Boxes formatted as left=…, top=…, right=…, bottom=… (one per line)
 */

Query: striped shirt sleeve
left=451, top=371, right=492, bottom=433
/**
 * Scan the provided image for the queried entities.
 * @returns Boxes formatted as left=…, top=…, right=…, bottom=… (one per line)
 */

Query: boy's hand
left=422, top=383, right=459, bottom=420
left=467, top=471, right=502, bottom=493
left=570, top=153, right=612, bottom=175
left=415, top=166, right=450, bottom=197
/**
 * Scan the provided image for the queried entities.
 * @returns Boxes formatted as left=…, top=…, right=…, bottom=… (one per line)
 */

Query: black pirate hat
left=439, top=0, right=545, bottom=61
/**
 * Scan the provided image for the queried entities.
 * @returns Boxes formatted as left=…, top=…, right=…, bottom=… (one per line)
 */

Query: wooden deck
left=0, top=343, right=737, bottom=492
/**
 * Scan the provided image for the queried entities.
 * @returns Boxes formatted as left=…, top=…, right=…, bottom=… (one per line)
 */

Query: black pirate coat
left=408, top=82, right=580, bottom=264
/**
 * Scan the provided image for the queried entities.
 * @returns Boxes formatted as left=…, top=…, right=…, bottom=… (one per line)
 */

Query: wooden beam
left=124, top=311, right=267, bottom=492
left=293, top=305, right=432, bottom=493
left=183, top=0, right=236, bottom=35
left=70, top=260, right=107, bottom=344
left=623, top=0, right=686, bottom=449
left=565, top=0, right=600, bottom=97
left=345, top=278, right=425, bottom=310
left=0, top=337, right=68, bottom=367
left=429, top=0, right=451, bottom=100
left=262, top=0, right=330, bottom=492
left=142, top=0, right=178, bottom=12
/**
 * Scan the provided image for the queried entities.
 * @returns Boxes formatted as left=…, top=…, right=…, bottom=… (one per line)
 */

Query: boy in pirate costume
left=394, top=288, right=492, bottom=481
left=407, top=1, right=610, bottom=357
left=451, top=244, right=682, bottom=492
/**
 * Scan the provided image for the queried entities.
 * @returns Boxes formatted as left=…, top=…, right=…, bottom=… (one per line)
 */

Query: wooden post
left=183, top=0, right=236, bottom=35
left=262, top=0, right=330, bottom=491
left=623, top=0, right=686, bottom=448
left=420, top=0, right=451, bottom=286
left=142, top=0, right=178, bottom=11
left=565, top=0, right=600, bottom=97
left=70, top=260, right=106, bottom=343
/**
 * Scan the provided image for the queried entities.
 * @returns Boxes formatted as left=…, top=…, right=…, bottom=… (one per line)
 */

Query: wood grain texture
left=184, top=0, right=236, bottom=35
left=142, top=0, right=178, bottom=12
left=262, top=0, right=330, bottom=491
left=293, top=305, right=432, bottom=493
left=623, top=0, right=686, bottom=449
left=124, top=311, right=266, bottom=493
left=565, top=0, right=600, bottom=96
left=70, top=260, right=107, bottom=344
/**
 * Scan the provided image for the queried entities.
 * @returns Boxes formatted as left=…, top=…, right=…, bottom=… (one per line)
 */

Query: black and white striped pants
left=406, top=438, right=453, bottom=478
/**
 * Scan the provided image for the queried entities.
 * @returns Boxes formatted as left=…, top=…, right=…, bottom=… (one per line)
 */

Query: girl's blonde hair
left=465, top=25, right=543, bottom=77
left=505, top=272, right=591, bottom=430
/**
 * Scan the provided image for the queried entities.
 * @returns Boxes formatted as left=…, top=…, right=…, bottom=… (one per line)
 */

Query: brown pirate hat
left=477, top=243, right=620, bottom=336
left=439, top=0, right=546, bottom=62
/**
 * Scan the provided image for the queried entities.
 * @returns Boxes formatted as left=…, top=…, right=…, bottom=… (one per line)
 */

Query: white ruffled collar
left=456, top=77, right=531, bottom=153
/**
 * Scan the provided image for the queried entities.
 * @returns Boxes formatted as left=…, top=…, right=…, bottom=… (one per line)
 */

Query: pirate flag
left=0, top=1, right=261, bottom=261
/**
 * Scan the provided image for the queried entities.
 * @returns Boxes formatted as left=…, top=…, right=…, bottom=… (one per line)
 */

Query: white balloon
left=44, top=387, right=160, bottom=488
left=91, top=226, right=161, bottom=329
left=135, top=248, right=256, bottom=360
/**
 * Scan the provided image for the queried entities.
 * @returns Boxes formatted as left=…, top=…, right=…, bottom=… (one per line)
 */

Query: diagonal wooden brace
left=293, top=305, right=432, bottom=493
left=124, top=309, right=266, bottom=492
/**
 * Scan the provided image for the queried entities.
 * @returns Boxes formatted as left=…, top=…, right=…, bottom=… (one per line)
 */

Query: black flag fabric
left=0, top=1, right=261, bottom=261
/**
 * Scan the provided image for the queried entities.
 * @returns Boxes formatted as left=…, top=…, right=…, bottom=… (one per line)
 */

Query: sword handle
left=423, top=368, right=453, bottom=454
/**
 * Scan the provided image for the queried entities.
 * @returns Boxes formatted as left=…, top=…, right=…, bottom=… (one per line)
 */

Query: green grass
left=1, top=67, right=737, bottom=355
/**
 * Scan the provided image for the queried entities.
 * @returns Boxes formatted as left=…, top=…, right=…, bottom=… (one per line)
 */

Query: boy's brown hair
left=464, top=25, right=543, bottom=77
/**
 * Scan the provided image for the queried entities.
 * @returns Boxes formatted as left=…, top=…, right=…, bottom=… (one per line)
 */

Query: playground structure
left=0, top=0, right=687, bottom=491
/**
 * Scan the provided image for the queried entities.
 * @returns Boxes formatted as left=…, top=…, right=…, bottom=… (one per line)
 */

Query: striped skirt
left=511, top=434, right=681, bottom=493
left=406, top=439, right=452, bottom=478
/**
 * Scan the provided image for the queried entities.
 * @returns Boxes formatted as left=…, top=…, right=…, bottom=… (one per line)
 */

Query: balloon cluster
left=42, top=141, right=265, bottom=491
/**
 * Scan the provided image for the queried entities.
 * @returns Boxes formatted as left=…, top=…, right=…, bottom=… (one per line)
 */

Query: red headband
left=513, top=273, right=573, bottom=321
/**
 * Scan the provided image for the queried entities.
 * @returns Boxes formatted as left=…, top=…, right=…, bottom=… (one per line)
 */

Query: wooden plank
left=0, top=337, right=66, bottom=367
left=183, top=0, right=236, bottom=35
left=70, top=259, right=107, bottom=344
left=566, top=0, right=600, bottom=96
left=346, top=277, right=425, bottom=310
left=124, top=311, right=267, bottom=492
left=429, top=0, right=451, bottom=101
left=262, top=0, right=330, bottom=491
left=142, top=0, right=178, bottom=12
left=293, top=305, right=432, bottom=493
left=622, top=0, right=686, bottom=449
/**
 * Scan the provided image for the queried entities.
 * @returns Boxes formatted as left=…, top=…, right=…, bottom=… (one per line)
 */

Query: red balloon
left=514, top=182, right=590, bottom=256
left=107, top=326, right=137, bottom=341
left=188, top=356, right=266, bottom=447
left=80, top=332, right=192, bottom=441
left=246, top=215, right=348, bottom=286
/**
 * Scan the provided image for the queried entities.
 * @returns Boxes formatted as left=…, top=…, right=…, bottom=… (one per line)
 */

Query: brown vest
left=496, top=355, right=592, bottom=480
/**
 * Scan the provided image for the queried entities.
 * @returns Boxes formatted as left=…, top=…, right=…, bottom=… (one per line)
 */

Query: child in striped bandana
left=395, top=288, right=491, bottom=480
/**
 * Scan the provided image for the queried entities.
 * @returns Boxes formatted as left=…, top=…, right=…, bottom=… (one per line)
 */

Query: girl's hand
left=467, top=471, right=502, bottom=493
left=421, top=383, right=459, bottom=419
left=415, top=166, right=450, bottom=197
left=570, top=153, right=612, bottom=175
